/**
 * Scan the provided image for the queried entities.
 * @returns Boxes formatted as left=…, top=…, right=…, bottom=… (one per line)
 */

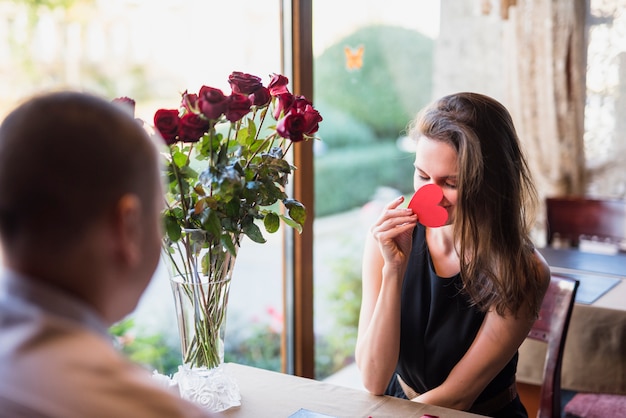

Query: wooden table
left=215, top=363, right=486, bottom=418
left=517, top=248, right=626, bottom=395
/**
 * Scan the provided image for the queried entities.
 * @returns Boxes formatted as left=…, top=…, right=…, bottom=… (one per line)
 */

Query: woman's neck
left=426, top=225, right=460, bottom=278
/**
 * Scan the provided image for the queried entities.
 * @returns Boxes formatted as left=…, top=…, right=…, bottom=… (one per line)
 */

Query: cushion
left=564, top=393, right=626, bottom=418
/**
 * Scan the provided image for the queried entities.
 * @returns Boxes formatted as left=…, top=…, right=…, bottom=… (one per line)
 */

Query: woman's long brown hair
left=410, top=92, right=543, bottom=317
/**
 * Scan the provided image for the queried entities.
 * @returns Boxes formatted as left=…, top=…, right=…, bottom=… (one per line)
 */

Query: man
left=0, top=92, right=213, bottom=417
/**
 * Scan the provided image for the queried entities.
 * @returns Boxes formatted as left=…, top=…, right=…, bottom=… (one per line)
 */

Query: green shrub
left=315, top=101, right=377, bottom=149
left=109, top=318, right=181, bottom=376
left=224, top=323, right=282, bottom=372
left=315, top=142, right=414, bottom=217
left=314, top=24, right=433, bottom=138
left=315, top=255, right=363, bottom=380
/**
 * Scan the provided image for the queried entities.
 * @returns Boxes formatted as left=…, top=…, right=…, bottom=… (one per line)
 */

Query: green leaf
left=201, top=252, right=210, bottom=276
left=279, top=214, right=303, bottom=233
left=217, top=142, right=229, bottom=166
left=238, top=118, right=257, bottom=147
left=198, top=131, right=222, bottom=159
left=164, top=213, right=181, bottom=242
left=221, top=233, right=239, bottom=256
left=172, top=150, right=188, bottom=168
left=284, top=199, right=307, bottom=226
left=203, top=210, right=222, bottom=238
left=243, top=222, right=266, bottom=243
left=264, top=212, right=280, bottom=233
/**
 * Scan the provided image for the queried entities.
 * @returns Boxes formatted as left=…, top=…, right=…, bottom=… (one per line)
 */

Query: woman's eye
left=418, top=175, right=429, bottom=181
left=445, top=182, right=457, bottom=189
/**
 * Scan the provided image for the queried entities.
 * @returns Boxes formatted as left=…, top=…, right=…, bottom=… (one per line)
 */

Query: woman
left=355, top=92, right=550, bottom=417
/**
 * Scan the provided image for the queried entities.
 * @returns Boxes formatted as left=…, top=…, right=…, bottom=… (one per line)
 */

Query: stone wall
left=432, top=0, right=506, bottom=104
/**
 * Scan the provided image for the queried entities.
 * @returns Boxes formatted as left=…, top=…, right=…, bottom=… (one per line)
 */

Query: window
left=311, top=0, right=440, bottom=380
left=0, top=0, right=288, bottom=376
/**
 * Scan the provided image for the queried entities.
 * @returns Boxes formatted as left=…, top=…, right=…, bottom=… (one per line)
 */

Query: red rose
left=178, top=113, right=210, bottom=143
left=154, top=108, right=180, bottom=145
left=301, top=103, right=322, bottom=135
left=112, top=96, right=136, bottom=117
left=276, top=113, right=307, bottom=142
left=268, top=73, right=290, bottom=96
left=275, top=94, right=322, bottom=141
left=224, top=93, right=252, bottom=122
left=228, top=71, right=263, bottom=95
left=198, top=86, right=227, bottom=120
left=288, top=96, right=322, bottom=135
left=291, top=96, right=313, bottom=112
left=249, top=86, right=271, bottom=107
left=273, top=92, right=295, bottom=119
left=290, top=96, right=322, bottom=135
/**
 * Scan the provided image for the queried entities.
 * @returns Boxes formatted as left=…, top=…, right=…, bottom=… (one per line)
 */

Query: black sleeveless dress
left=384, top=224, right=528, bottom=417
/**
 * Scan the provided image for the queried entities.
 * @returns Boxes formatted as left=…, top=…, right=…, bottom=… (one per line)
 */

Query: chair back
left=545, top=196, right=626, bottom=250
left=528, top=274, right=579, bottom=418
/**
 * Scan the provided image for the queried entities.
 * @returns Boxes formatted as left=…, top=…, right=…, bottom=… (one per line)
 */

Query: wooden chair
left=525, top=275, right=579, bottom=418
left=545, top=196, right=626, bottom=251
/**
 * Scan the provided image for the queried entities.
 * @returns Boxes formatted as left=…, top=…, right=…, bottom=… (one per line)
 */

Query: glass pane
left=312, top=0, right=440, bottom=380
left=0, top=0, right=284, bottom=374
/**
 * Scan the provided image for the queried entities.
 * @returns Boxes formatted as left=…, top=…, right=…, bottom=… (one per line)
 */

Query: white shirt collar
left=0, top=269, right=111, bottom=339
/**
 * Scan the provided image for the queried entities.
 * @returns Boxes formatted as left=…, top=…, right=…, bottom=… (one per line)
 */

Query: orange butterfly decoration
left=344, top=45, right=364, bottom=70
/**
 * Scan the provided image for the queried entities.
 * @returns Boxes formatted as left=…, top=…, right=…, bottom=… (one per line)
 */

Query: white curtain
left=503, top=0, right=587, bottom=200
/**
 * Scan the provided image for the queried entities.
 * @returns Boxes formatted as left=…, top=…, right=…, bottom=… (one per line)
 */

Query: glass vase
left=167, top=229, right=241, bottom=412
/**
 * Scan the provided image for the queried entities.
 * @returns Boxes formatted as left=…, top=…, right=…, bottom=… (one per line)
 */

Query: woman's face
left=413, top=136, right=459, bottom=225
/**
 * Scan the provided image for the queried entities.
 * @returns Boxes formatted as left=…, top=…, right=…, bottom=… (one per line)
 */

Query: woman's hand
left=370, top=196, right=418, bottom=273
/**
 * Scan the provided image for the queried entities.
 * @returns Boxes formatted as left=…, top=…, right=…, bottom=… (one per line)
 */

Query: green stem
left=168, top=146, right=190, bottom=219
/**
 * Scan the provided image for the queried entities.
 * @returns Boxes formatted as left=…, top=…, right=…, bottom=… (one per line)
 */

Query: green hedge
left=314, top=100, right=378, bottom=149
left=314, top=24, right=433, bottom=138
left=314, top=142, right=414, bottom=217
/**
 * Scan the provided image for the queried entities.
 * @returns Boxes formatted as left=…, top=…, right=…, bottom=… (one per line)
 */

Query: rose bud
left=181, top=91, right=199, bottom=113
left=112, top=96, right=136, bottom=117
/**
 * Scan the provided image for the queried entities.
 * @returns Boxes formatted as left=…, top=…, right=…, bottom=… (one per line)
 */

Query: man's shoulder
left=0, top=320, right=211, bottom=418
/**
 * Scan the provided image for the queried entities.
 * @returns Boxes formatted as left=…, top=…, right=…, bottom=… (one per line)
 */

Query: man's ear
left=112, top=194, right=142, bottom=267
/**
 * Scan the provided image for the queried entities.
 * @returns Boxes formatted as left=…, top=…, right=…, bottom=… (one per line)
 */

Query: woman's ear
left=112, top=194, right=142, bottom=267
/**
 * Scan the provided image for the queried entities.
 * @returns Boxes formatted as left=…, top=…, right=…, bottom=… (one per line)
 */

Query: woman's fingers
left=370, top=196, right=417, bottom=241
left=386, top=195, right=406, bottom=210
left=368, top=195, right=417, bottom=270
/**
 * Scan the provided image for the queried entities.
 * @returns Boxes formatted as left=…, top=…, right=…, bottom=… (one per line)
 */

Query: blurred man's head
left=0, top=91, right=163, bottom=323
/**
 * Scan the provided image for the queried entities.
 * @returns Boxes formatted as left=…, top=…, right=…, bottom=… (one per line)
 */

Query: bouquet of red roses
left=154, top=71, right=322, bottom=276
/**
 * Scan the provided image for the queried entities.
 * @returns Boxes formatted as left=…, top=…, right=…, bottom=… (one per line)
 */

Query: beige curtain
left=502, top=0, right=587, bottom=201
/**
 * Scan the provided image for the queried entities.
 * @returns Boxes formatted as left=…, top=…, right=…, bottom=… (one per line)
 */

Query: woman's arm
left=412, top=250, right=551, bottom=410
left=355, top=196, right=417, bottom=395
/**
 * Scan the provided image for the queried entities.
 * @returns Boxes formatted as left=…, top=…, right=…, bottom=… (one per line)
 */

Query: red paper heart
left=408, top=184, right=448, bottom=228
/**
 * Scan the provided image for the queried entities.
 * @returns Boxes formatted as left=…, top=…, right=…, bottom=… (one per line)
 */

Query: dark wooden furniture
left=524, top=275, right=579, bottom=418
left=545, top=196, right=626, bottom=251
left=519, top=248, right=626, bottom=418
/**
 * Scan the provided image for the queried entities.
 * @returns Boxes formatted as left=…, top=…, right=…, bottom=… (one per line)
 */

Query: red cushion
left=564, top=393, right=626, bottom=418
